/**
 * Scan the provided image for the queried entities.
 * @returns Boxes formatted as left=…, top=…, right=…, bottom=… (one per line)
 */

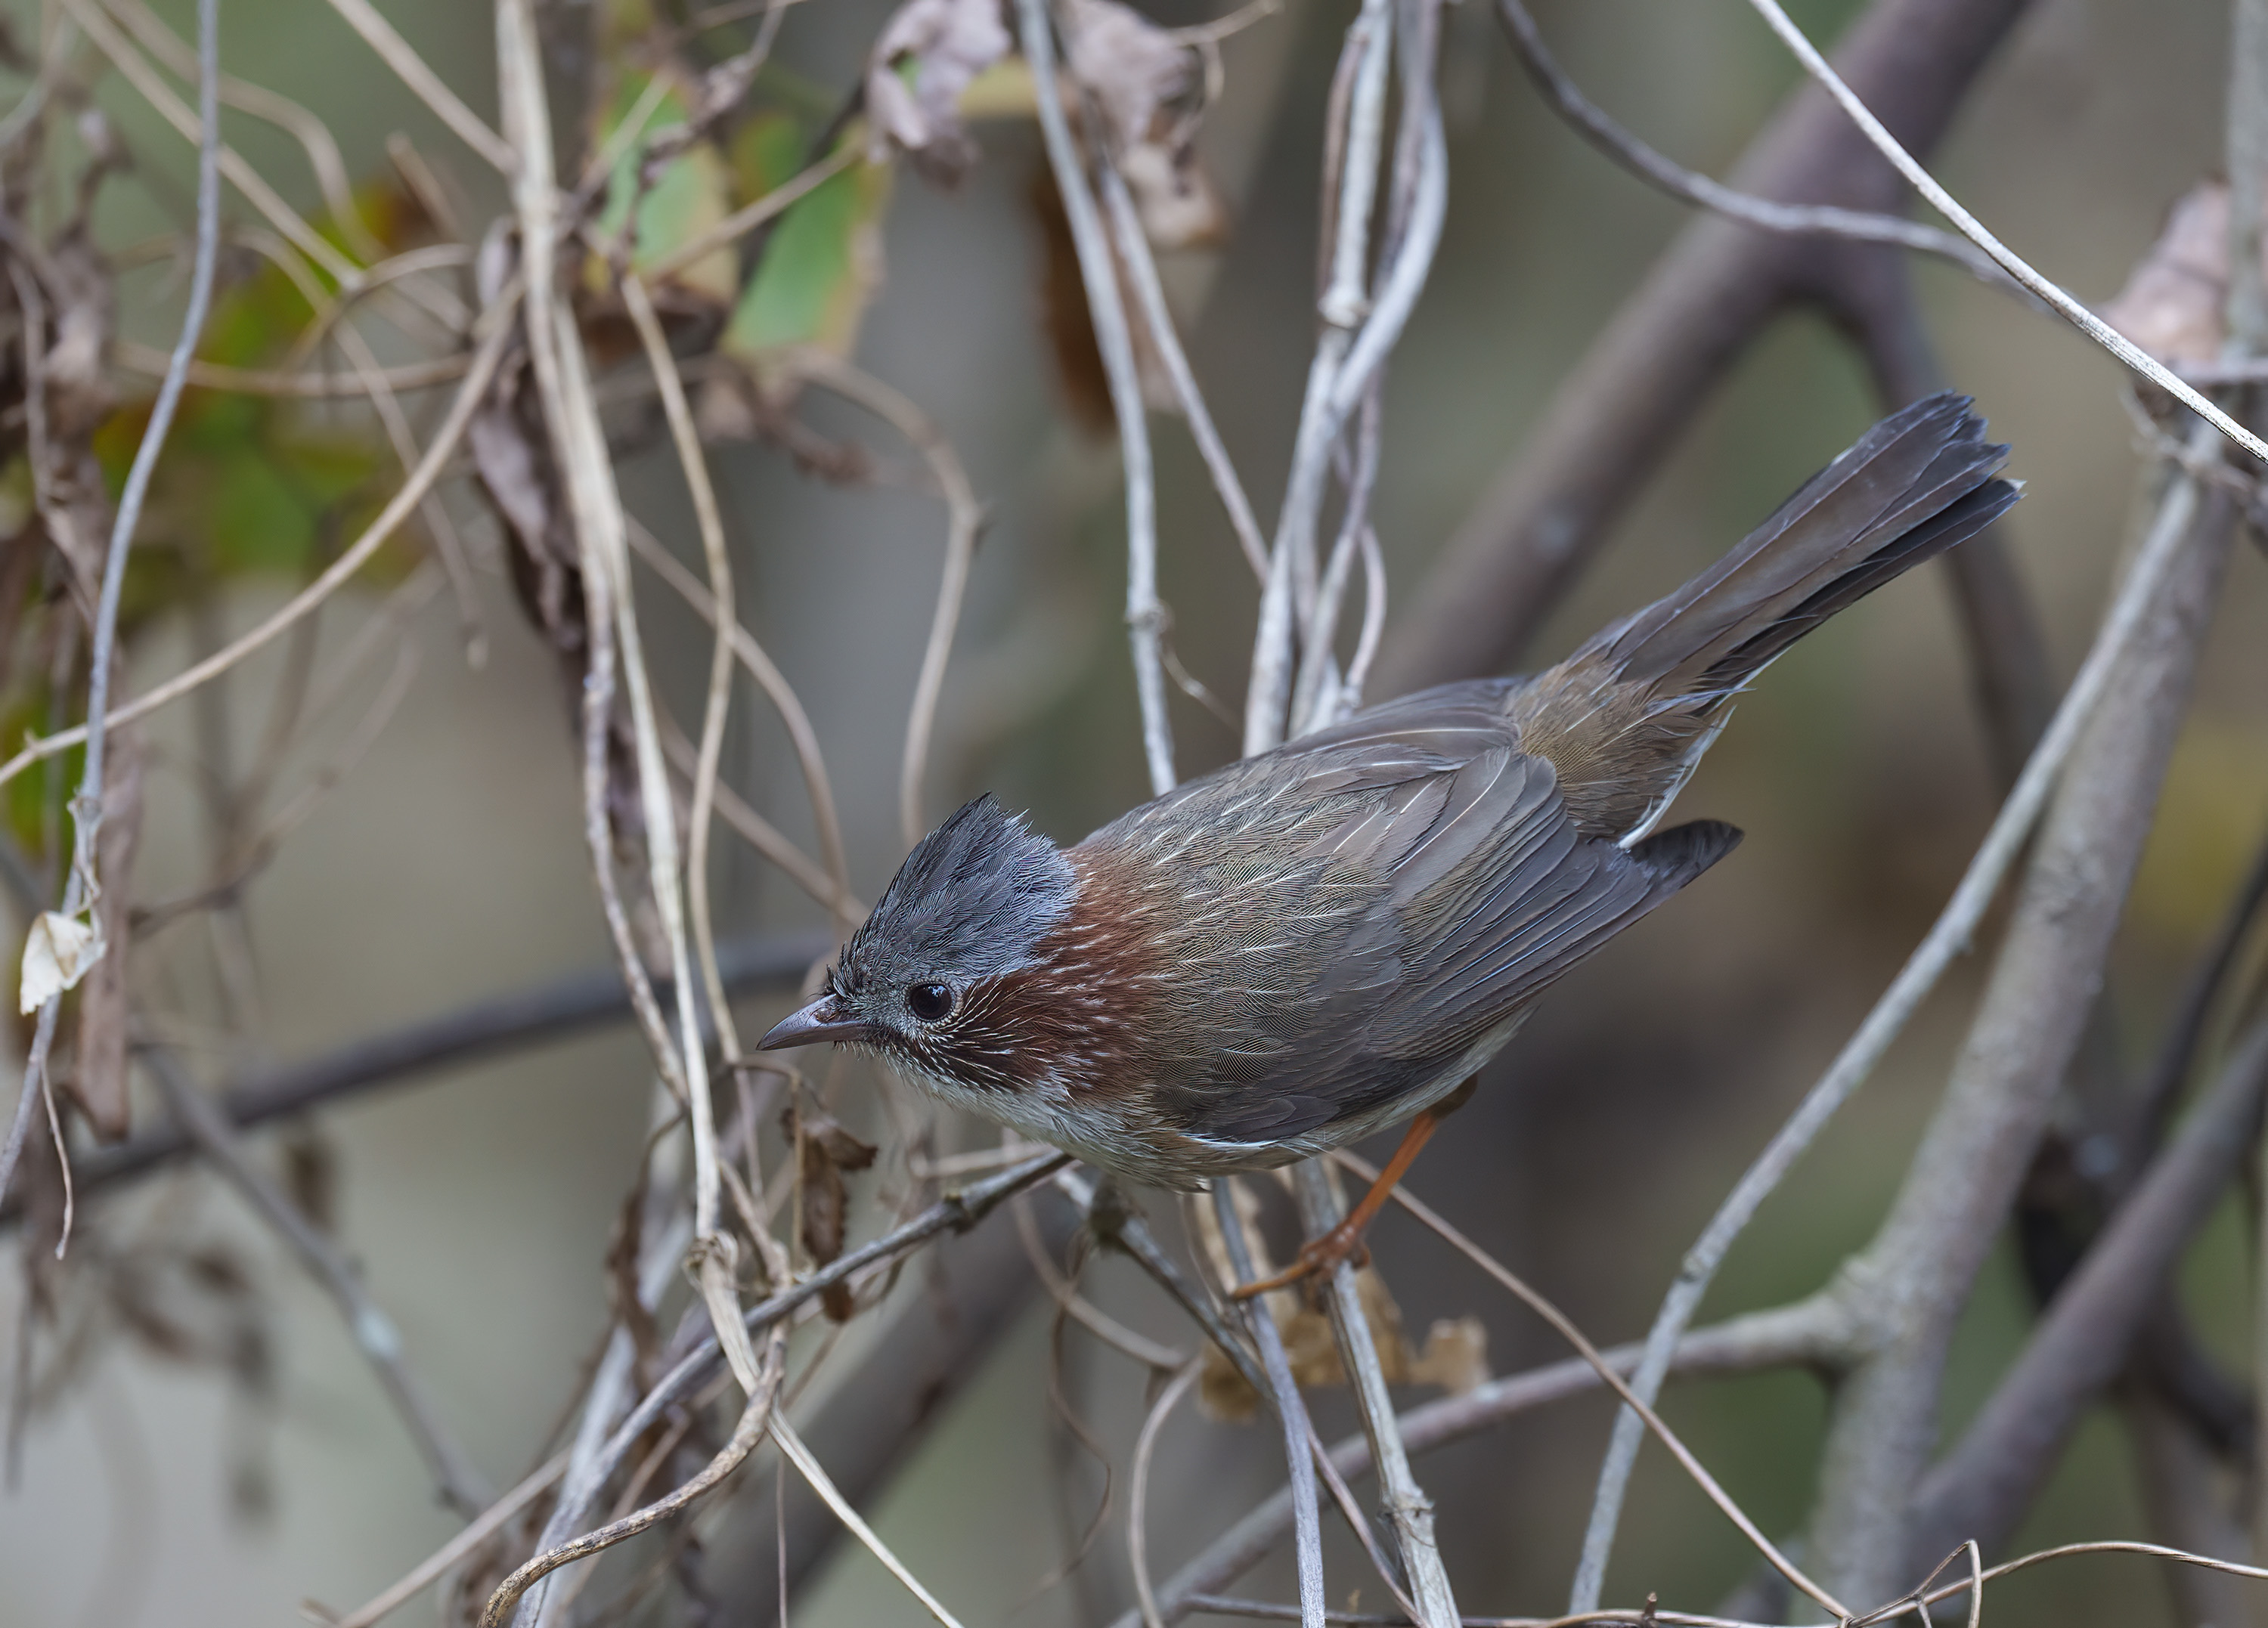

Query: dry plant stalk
left=9, top=2, right=2268, bottom=1626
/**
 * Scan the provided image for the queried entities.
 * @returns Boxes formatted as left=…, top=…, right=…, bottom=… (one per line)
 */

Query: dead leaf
left=1406, top=1316, right=1490, bottom=1395
left=1057, top=0, right=1223, bottom=249
left=787, top=1103, right=877, bottom=1320
left=866, top=0, right=1014, bottom=184
left=2099, top=180, right=2268, bottom=367
left=70, top=723, right=142, bottom=1140
left=21, top=910, right=101, bottom=1014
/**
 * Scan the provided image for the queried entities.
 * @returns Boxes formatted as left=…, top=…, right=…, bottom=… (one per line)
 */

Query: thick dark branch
left=1804, top=468, right=2236, bottom=1602
left=1374, top=0, right=2030, bottom=695
left=1907, top=1014, right=2268, bottom=1564
left=2, top=929, right=829, bottom=1222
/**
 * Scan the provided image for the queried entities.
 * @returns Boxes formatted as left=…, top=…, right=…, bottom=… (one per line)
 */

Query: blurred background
left=1, top=0, right=2263, bottom=1623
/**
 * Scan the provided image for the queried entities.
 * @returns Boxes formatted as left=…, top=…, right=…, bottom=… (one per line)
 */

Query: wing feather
left=1098, top=685, right=1737, bottom=1150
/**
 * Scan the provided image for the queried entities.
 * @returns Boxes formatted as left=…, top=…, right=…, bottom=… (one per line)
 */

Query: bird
left=761, top=392, right=2019, bottom=1289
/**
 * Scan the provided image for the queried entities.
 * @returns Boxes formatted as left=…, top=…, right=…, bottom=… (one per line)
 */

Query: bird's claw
left=1227, top=1223, right=1371, bottom=1300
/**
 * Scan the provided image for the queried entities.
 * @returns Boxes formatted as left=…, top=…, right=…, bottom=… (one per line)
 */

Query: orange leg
left=1229, top=1079, right=1476, bottom=1300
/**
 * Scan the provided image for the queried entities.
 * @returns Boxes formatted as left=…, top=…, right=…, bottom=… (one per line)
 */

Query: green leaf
left=592, top=73, right=738, bottom=301
left=723, top=151, right=892, bottom=363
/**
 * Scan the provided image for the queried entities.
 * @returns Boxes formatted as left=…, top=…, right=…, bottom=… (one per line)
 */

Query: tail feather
left=1512, top=392, right=2020, bottom=843
left=1585, top=392, right=2015, bottom=696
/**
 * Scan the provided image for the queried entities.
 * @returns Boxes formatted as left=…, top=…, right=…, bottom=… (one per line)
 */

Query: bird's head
left=757, top=795, right=1077, bottom=1087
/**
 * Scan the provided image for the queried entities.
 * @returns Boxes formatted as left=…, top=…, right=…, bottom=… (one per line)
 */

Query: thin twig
left=146, top=1048, right=491, bottom=1513
left=0, top=292, right=519, bottom=797
left=64, top=0, right=358, bottom=285
left=1290, top=1162, right=1457, bottom=1628
left=1735, top=0, right=2268, bottom=468
left=773, top=1415, right=969, bottom=1627
left=1365, top=1166, right=1848, bottom=1620
left=1018, top=0, right=1174, bottom=797
left=1131, top=1360, right=1203, bottom=1628
left=1909, top=1014, right=2268, bottom=1565
left=500, top=0, right=741, bottom=1451
left=622, top=272, right=747, bottom=1092
left=321, top=0, right=518, bottom=173
left=624, top=518, right=858, bottom=927
left=329, top=1450, right=574, bottom=1628
left=773, top=348, right=981, bottom=851
left=653, top=709, right=856, bottom=918
left=643, top=144, right=859, bottom=282
left=1247, top=0, right=1389, bottom=755
left=110, top=342, right=472, bottom=396
left=520, top=1152, right=1069, bottom=1615
left=1491, top=0, right=2005, bottom=287
left=479, top=1335, right=788, bottom=1628
left=1107, top=1289, right=1839, bottom=1628
left=1211, top=1180, right=1327, bottom=1628
left=0, top=0, right=220, bottom=1222
left=1098, top=165, right=1269, bottom=583
left=106, top=0, right=383, bottom=260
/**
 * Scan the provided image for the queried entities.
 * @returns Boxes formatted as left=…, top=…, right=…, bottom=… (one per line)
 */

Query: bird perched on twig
left=762, top=393, right=2019, bottom=1289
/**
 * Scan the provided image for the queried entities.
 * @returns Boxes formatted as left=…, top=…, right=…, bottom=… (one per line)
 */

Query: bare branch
left=1737, top=0, right=2268, bottom=467
left=522, top=1151, right=1068, bottom=1621
left=1110, top=1295, right=1839, bottom=1627
left=1570, top=370, right=2226, bottom=1611
left=1491, top=0, right=2005, bottom=287
left=1907, top=1018, right=2268, bottom=1561
left=147, top=1048, right=488, bottom=1514
left=708, top=1191, right=1074, bottom=1619
left=0, top=0, right=220, bottom=1222
left=773, top=348, right=981, bottom=853
left=0, top=930, right=828, bottom=1224
left=1805, top=434, right=2236, bottom=1601
left=330, top=1451, right=574, bottom=1628
left=1376, top=0, right=2028, bottom=694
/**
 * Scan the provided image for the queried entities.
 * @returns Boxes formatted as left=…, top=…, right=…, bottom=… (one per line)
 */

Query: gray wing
left=1091, top=685, right=1737, bottom=1147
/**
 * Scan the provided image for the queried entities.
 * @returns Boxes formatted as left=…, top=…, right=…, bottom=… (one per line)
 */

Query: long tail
left=1582, top=392, right=2016, bottom=696
left=1513, top=392, right=2019, bottom=840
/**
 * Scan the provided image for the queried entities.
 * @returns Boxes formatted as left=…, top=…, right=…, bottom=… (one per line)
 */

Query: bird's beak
left=758, top=995, right=872, bottom=1051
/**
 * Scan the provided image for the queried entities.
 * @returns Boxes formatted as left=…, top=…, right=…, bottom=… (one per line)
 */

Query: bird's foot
left=1227, top=1221, right=1371, bottom=1300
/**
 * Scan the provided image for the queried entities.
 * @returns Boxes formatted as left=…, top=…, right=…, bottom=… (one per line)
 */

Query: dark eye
left=906, top=983, right=954, bottom=1022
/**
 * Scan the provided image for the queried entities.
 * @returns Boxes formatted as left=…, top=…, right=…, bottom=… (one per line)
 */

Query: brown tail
left=1581, top=392, right=2017, bottom=698
left=1513, top=393, right=2019, bottom=840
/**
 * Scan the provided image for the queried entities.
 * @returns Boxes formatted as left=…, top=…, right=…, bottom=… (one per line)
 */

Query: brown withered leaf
left=2098, top=180, right=2268, bottom=367
left=1197, top=1250, right=1471, bottom=1420
left=866, top=0, right=1014, bottom=184
left=786, top=1103, right=877, bottom=1320
left=1405, top=1315, right=1490, bottom=1394
left=1057, top=0, right=1223, bottom=249
left=42, top=223, right=116, bottom=437
left=280, top=1121, right=338, bottom=1236
left=70, top=722, right=143, bottom=1141
left=605, top=1181, right=664, bottom=1379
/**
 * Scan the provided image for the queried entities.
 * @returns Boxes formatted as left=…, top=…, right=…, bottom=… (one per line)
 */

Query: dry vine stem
left=0, top=0, right=219, bottom=1222
left=1019, top=0, right=1173, bottom=797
